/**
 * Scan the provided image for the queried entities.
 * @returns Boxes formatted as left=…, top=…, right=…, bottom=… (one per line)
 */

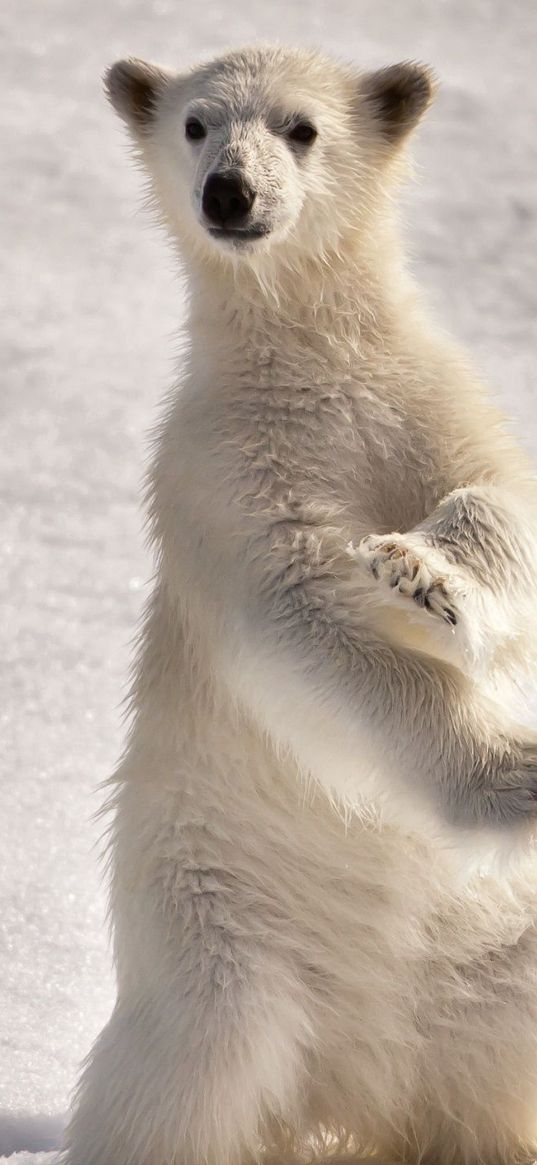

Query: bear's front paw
left=354, top=533, right=458, bottom=627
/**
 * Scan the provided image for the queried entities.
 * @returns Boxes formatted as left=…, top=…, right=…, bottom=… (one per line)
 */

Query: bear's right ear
left=104, top=58, right=172, bottom=132
left=359, top=62, right=436, bottom=145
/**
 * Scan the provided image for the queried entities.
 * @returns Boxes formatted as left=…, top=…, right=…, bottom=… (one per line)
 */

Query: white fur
left=65, top=46, right=537, bottom=1165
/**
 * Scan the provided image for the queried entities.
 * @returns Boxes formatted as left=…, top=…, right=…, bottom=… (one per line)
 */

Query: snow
left=0, top=1157, right=57, bottom=1165
left=2, top=0, right=536, bottom=1157
left=0, top=1111, right=64, bottom=1158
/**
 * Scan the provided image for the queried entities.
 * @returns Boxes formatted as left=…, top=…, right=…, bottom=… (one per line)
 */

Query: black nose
left=202, top=171, right=256, bottom=228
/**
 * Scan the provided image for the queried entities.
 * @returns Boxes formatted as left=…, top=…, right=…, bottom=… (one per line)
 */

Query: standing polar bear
left=65, top=45, right=537, bottom=1165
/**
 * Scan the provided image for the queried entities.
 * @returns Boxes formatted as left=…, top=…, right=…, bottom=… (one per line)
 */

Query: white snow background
left=2, top=0, right=537, bottom=1159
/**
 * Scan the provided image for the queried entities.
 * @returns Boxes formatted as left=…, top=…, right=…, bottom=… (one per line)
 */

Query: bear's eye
left=185, top=118, right=206, bottom=141
left=287, top=122, right=317, bottom=146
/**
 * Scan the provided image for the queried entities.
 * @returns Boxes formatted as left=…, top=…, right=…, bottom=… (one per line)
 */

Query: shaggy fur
left=65, top=45, right=537, bottom=1165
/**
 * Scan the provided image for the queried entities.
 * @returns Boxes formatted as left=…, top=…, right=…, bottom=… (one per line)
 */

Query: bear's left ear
left=359, top=62, right=436, bottom=144
left=104, top=58, right=173, bottom=133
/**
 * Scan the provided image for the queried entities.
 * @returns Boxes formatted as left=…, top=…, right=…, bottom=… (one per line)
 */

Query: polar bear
left=65, top=45, right=537, bottom=1165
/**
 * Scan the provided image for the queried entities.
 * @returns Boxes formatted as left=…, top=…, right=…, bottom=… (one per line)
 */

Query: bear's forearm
left=221, top=563, right=519, bottom=829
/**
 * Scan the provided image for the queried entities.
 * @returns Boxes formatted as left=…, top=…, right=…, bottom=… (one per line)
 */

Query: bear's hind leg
left=64, top=964, right=312, bottom=1165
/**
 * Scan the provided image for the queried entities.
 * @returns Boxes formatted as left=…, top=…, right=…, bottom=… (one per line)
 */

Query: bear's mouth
left=208, top=226, right=269, bottom=245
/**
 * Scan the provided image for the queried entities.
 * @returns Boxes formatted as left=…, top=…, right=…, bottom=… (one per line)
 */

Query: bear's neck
left=185, top=226, right=419, bottom=386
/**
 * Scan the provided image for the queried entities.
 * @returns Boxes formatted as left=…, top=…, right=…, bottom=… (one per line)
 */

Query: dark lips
left=208, top=226, right=269, bottom=242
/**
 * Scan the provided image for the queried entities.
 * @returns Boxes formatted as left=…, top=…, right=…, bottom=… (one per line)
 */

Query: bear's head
left=105, top=46, right=434, bottom=270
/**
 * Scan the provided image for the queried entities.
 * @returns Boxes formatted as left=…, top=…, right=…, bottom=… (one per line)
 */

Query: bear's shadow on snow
left=0, top=1109, right=65, bottom=1155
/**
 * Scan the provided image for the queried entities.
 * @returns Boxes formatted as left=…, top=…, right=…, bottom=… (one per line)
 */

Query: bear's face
left=158, top=63, right=322, bottom=254
left=106, top=47, right=433, bottom=267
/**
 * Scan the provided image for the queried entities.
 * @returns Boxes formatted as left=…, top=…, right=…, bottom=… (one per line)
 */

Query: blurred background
left=2, top=0, right=536, bottom=1159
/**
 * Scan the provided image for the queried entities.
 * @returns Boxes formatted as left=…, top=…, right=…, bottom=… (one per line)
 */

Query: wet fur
left=65, top=45, right=537, bottom=1165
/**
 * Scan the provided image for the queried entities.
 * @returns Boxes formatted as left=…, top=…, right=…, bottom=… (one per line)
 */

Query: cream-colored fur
left=65, top=46, right=537, bottom=1165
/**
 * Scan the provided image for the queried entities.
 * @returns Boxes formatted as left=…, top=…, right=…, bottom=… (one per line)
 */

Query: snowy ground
left=2, top=0, right=537, bottom=1158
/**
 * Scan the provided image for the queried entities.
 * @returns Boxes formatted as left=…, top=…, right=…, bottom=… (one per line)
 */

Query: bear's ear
left=359, top=62, right=436, bottom=144
left=104, top=58, right=173, bottom=132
